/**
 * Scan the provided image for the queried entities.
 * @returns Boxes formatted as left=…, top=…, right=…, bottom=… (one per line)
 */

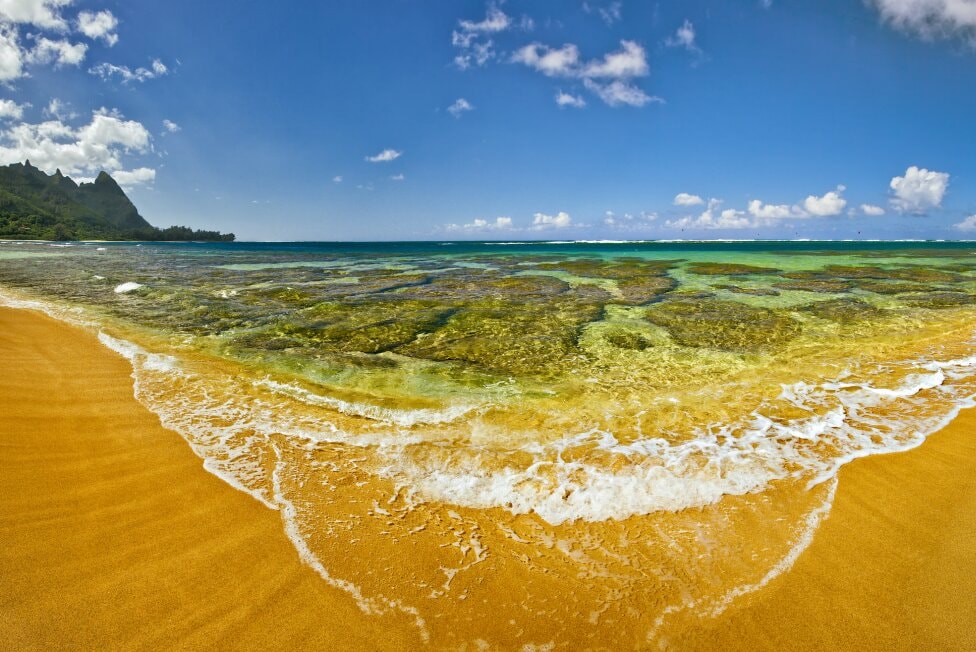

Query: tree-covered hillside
left=0, top=162, right=234, bottom=241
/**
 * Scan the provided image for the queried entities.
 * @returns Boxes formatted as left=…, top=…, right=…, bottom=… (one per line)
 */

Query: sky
left=0, top=0, right=974, bottom=241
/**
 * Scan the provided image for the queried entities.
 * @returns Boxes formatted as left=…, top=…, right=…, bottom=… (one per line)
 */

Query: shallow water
left=2, top=239, right=975, bottom=647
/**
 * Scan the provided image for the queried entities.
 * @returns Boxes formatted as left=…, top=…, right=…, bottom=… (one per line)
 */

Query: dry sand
left=2, top=305, right=974, bottom=650
left=0, top=307, right=419, bottom=650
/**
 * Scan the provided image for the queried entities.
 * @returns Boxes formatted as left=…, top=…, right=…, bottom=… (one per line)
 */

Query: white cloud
left=802, top=185, right=847, bottom=217
left=870, top=0, right=976, bottom=44
left=670, top=186, right=854, bottom=231
left=391, top=173, right=405, bottom=181
left=860, top=203, right=886, bottom=216
left=511, top=42, right=580, bottom=76
left=161, top=119, right=180, bottom=133
left=446, top=216, right=514, bottom=232
left=365, top=148, right=402, bottom=163
left=452, top=3, right=514, bottom=69
left=747, top=199, right=801, bottom=220
left=89, top=58, right=167, bottom=83
left=604, top=210, right=656, bottom=229
left=665, top=19, right=701, bottom=55
left=581, top=40, right=648, bottom=78
left=0, top=97, right=25, bottom=119
left=555, top=91, right=585, bottom=108
left=332, top=175, right=342, bottom=183
left=458, top=4, right=511, bottom=33
left=77, top=9, right=118, bottom=46
left=667, top=198, right=754, bottom=230
left=454, top=39, right=496, bottom=69
left=889, top=165, right=949, bottom=213
left=0, top=27, right=23, bottom=80
left=0, top=0, right=70, bottom=30
left=44, top=97, right=76, bottom=120
left=26, top=36, right=86, bottom=66
left=512, top=39, right=657, bottom=108
left=111, top=166, right=155, bottom=188
left=0, top=107, right=152, bottom=178
left=447, top=97, right=474, bottom=117
left=531, top=211, right=573, bottom=229
left=954, top=215, right=976, bottom=231
left=583, top=78, right=659, bottom=107
left=673, top=192, right=704, bottom=206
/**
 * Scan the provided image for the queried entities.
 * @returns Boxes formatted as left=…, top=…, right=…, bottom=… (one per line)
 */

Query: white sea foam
left=113, top=281, right=144, bottom=293
left=92, top=323, right=976, bottom=526
left=253, top=378, right=479, bottom=427
left=374, top=353, right=976, bottom=524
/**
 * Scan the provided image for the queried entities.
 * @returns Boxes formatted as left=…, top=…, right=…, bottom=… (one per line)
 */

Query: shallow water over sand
left=2, top=240, right=975, bottom=646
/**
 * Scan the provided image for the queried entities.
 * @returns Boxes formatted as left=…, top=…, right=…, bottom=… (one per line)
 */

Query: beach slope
left=0, top=307, right=416, bottom=650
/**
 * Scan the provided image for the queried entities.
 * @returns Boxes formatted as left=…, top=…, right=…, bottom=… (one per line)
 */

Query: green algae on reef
left=645, top=299, right=801, bottom=353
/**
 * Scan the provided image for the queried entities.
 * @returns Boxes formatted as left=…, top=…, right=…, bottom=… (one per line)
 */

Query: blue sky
left=0, top=0, right=974, bottom=240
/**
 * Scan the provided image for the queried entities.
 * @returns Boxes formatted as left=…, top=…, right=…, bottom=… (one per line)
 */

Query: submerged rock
left=645, top=299, right=799, bottom=353
left=686, top=262, right=780, bottom=276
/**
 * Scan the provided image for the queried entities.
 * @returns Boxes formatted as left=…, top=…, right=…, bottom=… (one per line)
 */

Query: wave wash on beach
left=2, top=239, right=975, bottom=647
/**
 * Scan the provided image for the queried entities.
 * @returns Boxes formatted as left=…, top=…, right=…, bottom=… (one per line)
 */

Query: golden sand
left=0, top=308, right=419, bottom=650
left=1, top=306, right=974, bottom=650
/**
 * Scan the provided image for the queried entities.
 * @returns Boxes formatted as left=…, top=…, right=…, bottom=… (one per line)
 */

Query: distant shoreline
left=4, top=238, right=976, bottom=245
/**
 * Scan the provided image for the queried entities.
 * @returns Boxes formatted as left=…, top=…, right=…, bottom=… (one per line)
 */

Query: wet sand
left=1, top=305, right=974, bottom=650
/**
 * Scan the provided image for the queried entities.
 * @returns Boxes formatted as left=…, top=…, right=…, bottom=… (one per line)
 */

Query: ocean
left=2, top=239, right=975, bottom=646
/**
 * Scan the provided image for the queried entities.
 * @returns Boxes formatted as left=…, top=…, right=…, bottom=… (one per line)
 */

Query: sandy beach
left=0, top=307, right=419, bottom=650
left=2, top=305, right=975, bottom=650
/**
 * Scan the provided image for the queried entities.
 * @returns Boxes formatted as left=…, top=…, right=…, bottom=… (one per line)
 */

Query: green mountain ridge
left=0, top=161, right=234, bottom=241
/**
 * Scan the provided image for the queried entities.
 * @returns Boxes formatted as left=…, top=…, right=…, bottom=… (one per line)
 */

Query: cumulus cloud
left=802, top=185, right=847, bottom=216
left=0, top=27, right=23, bottom=81
left=0, top=0, right=70, bottom=30
left=365, top=148, right=402, bottom=163
left=390, top=173, right=405, bottom=181
left=531, top=211, right=573, bottom=229
left=555, top=91, right=585, bottom=108
left=332, top=175, right=342, bottom=183
left=747, top=199, right=801, bottom=220
left=673, top=192, right=704, bottom=206
left=0, top=97, right=25, bottom=119
left=111, top=166, right=154, bottom=188
left=860, top=203, right=886, bottom=216
left=669, top=186, right=850, bottom=231
left=0, top=107, right=153, bottom=183
left=446, top=216, right=514, bottom=232
left=889, top=165, right=949, bottom=213
left=161, top=118, right=180, bottom=133
left=26, top=36, right=86, bottom=66
left=667, top=198, right=753, bottom=230
left=0, top=2, right=114, bottom=82
left=77, top=9, right=118, bottom=46
left=89, top=58, right=167, bottom=83
left=870, top=0, right=976, bottom=44
left=581, top=40, right=648, bottom=78
left=511, top=42, right=580, bottom=76
left=665, top=19, right=702, bottom=55
left=447, top=97, right=474, bottom=117
left=512, top=39, right=658, bottom=108
left=954, top=215, right=976, bottom=231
